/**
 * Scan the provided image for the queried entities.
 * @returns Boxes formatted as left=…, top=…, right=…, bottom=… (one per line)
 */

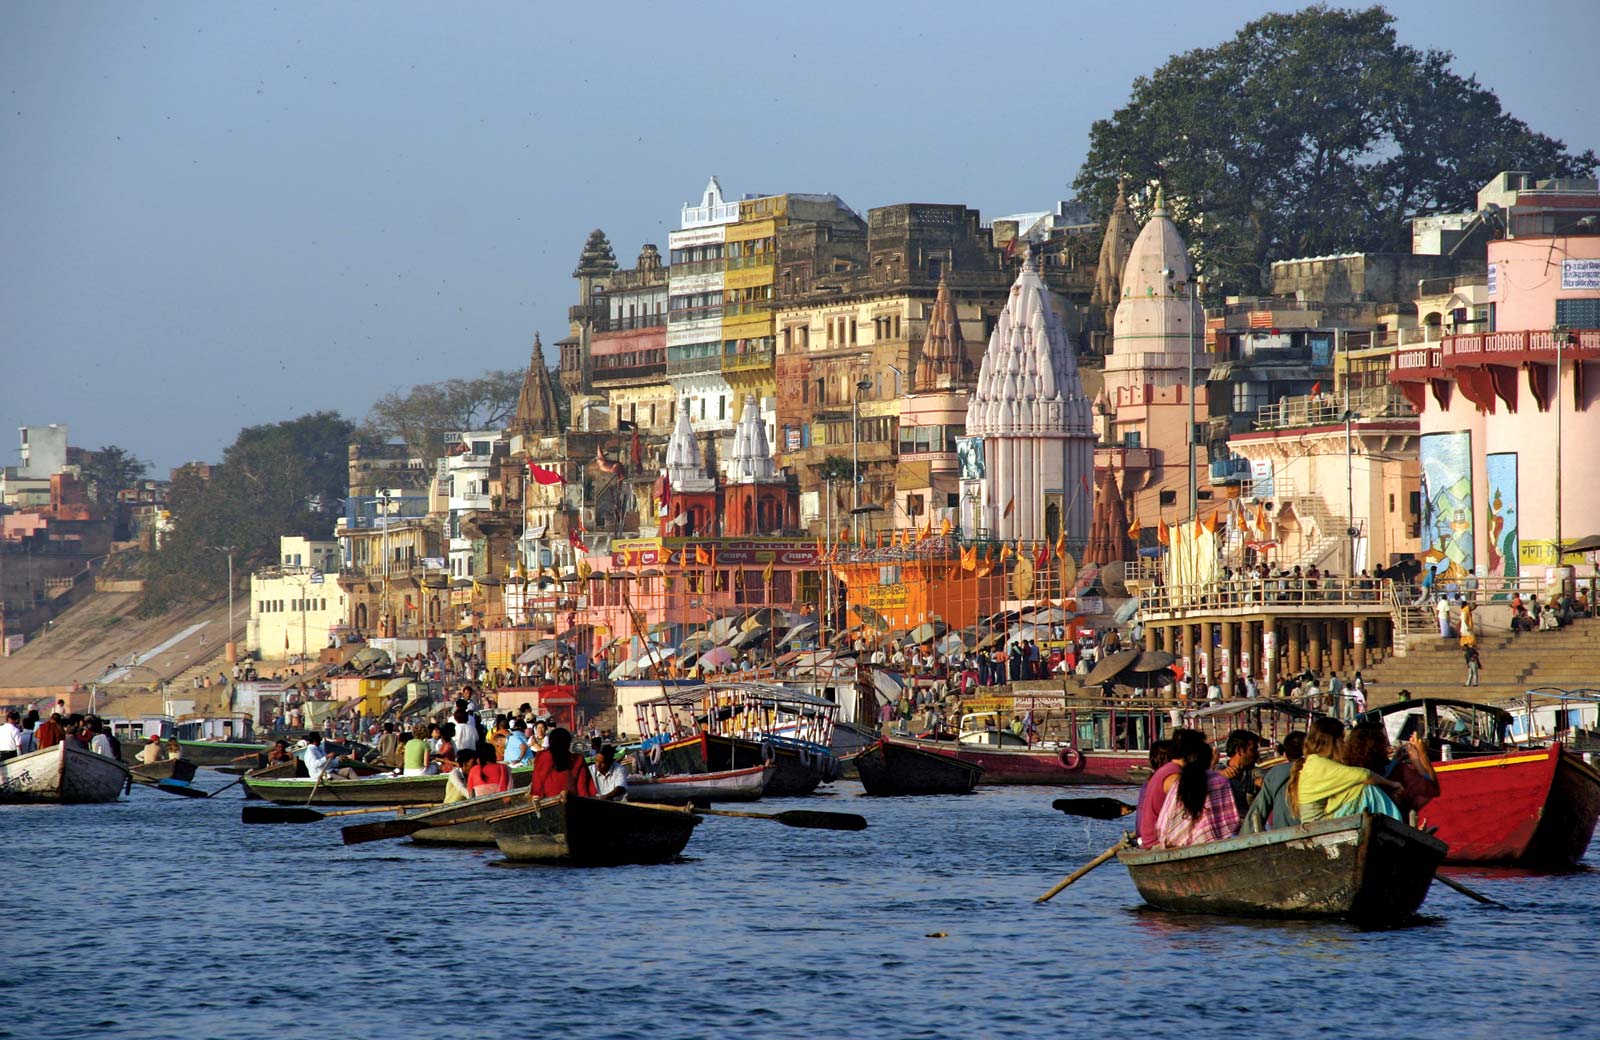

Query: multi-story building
left=666, top=177, right=742, bottom=441
left=589, top=243, right=672, bottom=434
left=247, top=536, right=348, bottom=660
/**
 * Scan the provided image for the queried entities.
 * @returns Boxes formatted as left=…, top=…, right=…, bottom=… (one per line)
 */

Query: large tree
left=1074, top=5, right=1598, bottom=295
left=79, top=445, right=149, bottom=511
left=140, top=412, right=354, bottom=614
left=358, top=369, right=522, bottom=460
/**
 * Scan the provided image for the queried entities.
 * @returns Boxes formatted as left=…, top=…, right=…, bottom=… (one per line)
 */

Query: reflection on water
left=1, top=781, right=1594, bottom=1039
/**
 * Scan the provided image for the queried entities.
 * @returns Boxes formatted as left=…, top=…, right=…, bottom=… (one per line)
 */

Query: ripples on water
left=0, top=782, right=1593, bottom=1040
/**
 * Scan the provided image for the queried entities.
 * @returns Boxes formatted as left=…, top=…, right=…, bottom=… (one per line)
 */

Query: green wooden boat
left=243, top=765, right=532, bottom=806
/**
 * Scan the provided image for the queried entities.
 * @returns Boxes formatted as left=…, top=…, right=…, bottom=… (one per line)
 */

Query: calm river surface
left=2, top=780, right=1594, bottom=1040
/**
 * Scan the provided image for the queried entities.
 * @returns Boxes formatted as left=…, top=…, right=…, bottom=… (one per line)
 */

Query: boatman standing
left=0, top=711, right=22, bottom=762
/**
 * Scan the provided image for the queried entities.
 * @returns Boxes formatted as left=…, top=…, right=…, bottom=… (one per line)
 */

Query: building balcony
left=722, top=347, right=775, bottom=375
left=1253, top=386, right=1415, bottom=430
left=1095, top=445, right=1153, bottom=471
left=726, top=255, right=775, bottom=271
left=593, top=314, right=666, bottom=333
left=1441, top=328, right=1600, bottom=365
left=591, top=361, right=668, bottom=385
left=1208, top=456, right=1253, bottom=485
left=666, top=354, right=723, bottom=376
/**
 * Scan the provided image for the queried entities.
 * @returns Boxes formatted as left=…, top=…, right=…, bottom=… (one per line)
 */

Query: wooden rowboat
left=856, top=737, right=983, bottom=796
left=623, top=763, right=773, bottom=804
left=243, top=766, right=531, bottom=806
left=487, top=793, right=701, bottom=865
left=0, top=743, right=130, bottom=804
left=1117, top=813, right=1446, bottom=924
left=129, top=757, right=199, bottom=784
left=654, top=732, right=836, bottom=796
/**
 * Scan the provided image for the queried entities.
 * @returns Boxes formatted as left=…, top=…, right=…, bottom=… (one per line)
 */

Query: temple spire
left=913, top=274, right=966, bottom=392
left=510, top=333, right=560, bottom=438
left=665, top=398, right=710, bottom=491
left=728, top=394, right=776, bottom=482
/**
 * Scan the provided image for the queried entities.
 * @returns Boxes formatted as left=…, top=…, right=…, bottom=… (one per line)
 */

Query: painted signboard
left=1484, top=452, right=1519, bottom=591
left=1419, top=431, right=1475, bottom=581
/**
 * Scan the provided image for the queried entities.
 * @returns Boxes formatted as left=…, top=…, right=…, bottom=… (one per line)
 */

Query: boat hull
left=488, top=793, right=700, bottom=865
left=909, top=740, right=1149, bottom=786
left=856, top=738, right=983, bottom=796
left=656, top=733, right=834, bottom=797
left=1422, top=743, right=1600, bottom=867
left=407, top=789, right=529, bottom=846
left=172, top=740, right=270, bottom=768
left=243, top=766, right=530, bottom=805
left=1118, top=813, right=1446, bottom=923
left=130, top=758, right=199, bottom=784
left=0, top=743, right=130, bottom=804
left=624, top=763, right=772, bottom=803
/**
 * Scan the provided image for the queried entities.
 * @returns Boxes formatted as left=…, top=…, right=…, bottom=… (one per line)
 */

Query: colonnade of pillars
left=1143, top=616, right=1395, bottom=694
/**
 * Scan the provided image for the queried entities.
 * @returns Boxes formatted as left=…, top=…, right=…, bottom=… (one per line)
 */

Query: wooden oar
left=242, top=803, right=412, bottom=825
left=1036, top=836, right=1131, bottom=903
left=154, top=780, right=210, bottom=799
left=1434, top=873, right=1508, bottom=909
left=208, top=776, right=247, bottom=799
left=1052, top=797, right=1136, bottom=820
left=342, top=816, right=435, bottom=845
left=635, top=802, right=868, bottom=832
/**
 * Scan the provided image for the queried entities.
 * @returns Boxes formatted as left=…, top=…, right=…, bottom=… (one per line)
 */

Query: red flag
left=568, top=521, right=589, bottom=554
left=528, top=462, right=564, bottom=485
left=1309, top=380, right=1322, bottom=395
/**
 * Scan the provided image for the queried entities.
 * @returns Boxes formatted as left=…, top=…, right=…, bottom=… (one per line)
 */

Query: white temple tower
left=964, top=256, right=1096, bottom=545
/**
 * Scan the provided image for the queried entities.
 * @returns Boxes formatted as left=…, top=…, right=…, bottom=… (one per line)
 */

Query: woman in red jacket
left=528, top=728, right=597, bottom=799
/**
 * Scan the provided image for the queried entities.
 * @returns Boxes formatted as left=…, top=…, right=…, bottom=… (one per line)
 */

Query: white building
left=667, top=177, right=742, bottom=437
left=247, top=537, right=348, bottom=659
left=443, top=429, right=506, bottom=579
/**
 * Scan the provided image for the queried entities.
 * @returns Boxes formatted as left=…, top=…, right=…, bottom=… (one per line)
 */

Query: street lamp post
left=210, top=545, right=236, bottom=650
left=1188, top=275, right=1202, bottom=522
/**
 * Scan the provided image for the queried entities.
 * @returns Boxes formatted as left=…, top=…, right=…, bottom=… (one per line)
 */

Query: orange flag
left=961, top=545, right=977, bottom=571
left=1000, top=543, right=1013, bottom=563
left=695, top=544, right=711, bottom=566
left=1157, top=519, right=1170, bottom=546
left=1002, top=497, right=1016, bottom=518
left=1127, top=517, right=1142, bottom=542
left=1054, top=528, right=1067, bottom=561
left=762, top=559, right=775, bottom=584
left=940, top=517, right=952, bottom=537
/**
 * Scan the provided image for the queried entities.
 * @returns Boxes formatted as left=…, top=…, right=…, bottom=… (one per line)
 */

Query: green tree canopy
left=79, top=445, right=148, bottom=511
left=358, top=369, right=523, bottom=460
left=140, top=412, right=354, bottom=614
left=1074, top=5, right=1598, bottom=295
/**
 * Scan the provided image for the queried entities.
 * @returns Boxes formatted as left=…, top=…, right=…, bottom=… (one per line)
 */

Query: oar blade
left=156, top=781, right=211, bottom=799
left=773, top=810, right=868, bottom=832
left=1052, top=797, right=1135, bottom=820
left=242, top=805, right=323, bottom=825
left=341, top=818, right=430, bottom=845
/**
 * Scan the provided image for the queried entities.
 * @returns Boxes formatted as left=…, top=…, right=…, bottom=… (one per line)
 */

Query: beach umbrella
left=709, top=615, right=744, bottom=643
left=1083, top=648, right=1140, bottom=687
left=935, top=631, right=968, bottom=655
left=517, top=640, right=561, bottom=664
left=696, top=646, right=736, bottom=670
left=902, top=621, right=947, bottom=646
left=730, top=625, right=771, bottom=649
left=777, top=620, right=819, bottom=646
left=852, top=604, right=891, bottom=631
left=1006, top=625, right=1041, bottom=646
left=1113, top=598, right=1142, bottom=625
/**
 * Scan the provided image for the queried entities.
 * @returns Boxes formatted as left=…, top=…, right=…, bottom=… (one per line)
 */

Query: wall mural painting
left=1419, top=431, right=1474, bottom=582
left=1484, top=452, right=1519, bottom=593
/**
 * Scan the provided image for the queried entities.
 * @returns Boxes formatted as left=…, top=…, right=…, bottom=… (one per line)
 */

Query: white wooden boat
left=0, top=743, right=130, bottom=804
left=624, top=762, right=773, bottom=803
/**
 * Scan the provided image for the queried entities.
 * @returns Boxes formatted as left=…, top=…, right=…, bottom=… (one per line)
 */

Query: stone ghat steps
left=1360, top=616, right=1600, bottom=707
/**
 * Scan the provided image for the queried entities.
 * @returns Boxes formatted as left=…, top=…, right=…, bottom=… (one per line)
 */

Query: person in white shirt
left=300, top=735, right=330, bottom=781
left=1207, top=682, right=1222, bottom=704
left=0, top=712, right=23, bottom=761
left=589, top=745, right=628, bottom=801
left=88, top=720, right=116, bottom=758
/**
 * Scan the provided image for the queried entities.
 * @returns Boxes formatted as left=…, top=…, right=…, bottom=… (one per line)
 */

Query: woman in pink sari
left=1153, top=734, right=1241, bottom=848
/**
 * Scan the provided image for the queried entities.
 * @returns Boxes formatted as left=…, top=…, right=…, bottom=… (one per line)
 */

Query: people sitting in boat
left=1290, top=718, right=1404, bottom=823
left=1152, top=732, right=1241, bottom=849
left=375, top=723, right=400, bottom=766
left=265, top=740, right=293, bottom=766
left=589, top=744, right=628, bottom=801
left=1136, top=731, right=1208, bottom=847
left=33, top=712, right=64, bottom=751
left=468, top=743, right=512, bottom=797
left=528, top=727, right=598, bottom=800
left=86, top=719, right=116, bottom=758
left=432, top=724, right=458, bottom=773
left=1242, top=730, right=1305, bottom=833
left=1218, top=729, right=1262, bottom=815
left=402, top=724, right=437, bottom=776
left=443, top=748, right=476, bottom=804
left=137, top=734, right=166, bottom=766
left=1342, top=721, right=1440, bottom=821
left=504, top=719, right=534, bottom=768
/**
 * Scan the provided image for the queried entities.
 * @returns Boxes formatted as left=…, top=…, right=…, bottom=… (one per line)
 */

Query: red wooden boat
left=1364, top=699, right=1600, bottom=867
left=903, top=706, right=1160, bottom=786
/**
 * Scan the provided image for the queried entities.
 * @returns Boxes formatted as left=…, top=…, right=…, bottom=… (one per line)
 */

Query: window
left=1122, top=430, right=1142, bottom=449
left=1388, top=493, right=1395, bottom=513
left=906, top=493, right=925, bottom=516
left=1159, top=490, right=1177, bottom=506
left=1556, top=298, right=1600, bottom=329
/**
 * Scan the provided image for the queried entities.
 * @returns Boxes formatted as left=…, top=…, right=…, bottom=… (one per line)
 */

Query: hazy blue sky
left=5, top=0, right=1596, bottom=473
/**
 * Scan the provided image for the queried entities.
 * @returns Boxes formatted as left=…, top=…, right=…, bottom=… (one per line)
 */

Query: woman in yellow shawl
left=1289, top=717, right=1404, bottom=822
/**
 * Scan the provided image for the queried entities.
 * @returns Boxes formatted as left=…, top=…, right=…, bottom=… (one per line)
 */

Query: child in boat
left=1291, top=717, right=1404, bottom=822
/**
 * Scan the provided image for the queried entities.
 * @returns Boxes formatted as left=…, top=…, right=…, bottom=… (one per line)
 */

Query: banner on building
left=955, top=437, right=986, bottom=481
left=1486, top=262, right=1499, bottom=297
left=1561, top=259, right=1600, bottom=291
left=1419, top=430, right=1475, bottom=582
left=1484, top=453, right=1519, bottom=593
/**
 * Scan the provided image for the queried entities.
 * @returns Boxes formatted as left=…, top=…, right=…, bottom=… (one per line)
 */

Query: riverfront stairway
left=1360, top=615, right=1600, bottom=708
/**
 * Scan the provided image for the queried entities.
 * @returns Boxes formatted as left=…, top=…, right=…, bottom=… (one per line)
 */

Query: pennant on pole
left=1127, top=517, right=1142, bottom=542
left=1003, top=497, right=1016, bottom=518
left=1157, top=519, right=1170, bottom=546
left=940, top=517, right=952, bottom=537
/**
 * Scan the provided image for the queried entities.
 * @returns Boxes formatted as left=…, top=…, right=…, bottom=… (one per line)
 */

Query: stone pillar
left=1222, top=621, right=1238, bottom=691
left=1352, top=618, right=1367, bottom=670
left=1330, top=620, right=1347, bottom=676
left=1286, top=622, right=1301, bottom=676
left=1263, top=618, right=1278, bottom=694
left=1308, top=621, right=1323, bottom=678
left=1241, top=620, right=1256, bottom=686
left=1198, top=622, right=1213, bottom=684
left=1144, top=620, right=1157, bottom=651
left=1181, top=624, right=1196, bottom=692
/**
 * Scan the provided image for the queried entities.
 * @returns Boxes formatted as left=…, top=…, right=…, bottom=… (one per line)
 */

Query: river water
left=2, top=780, right=1593, bottom=1040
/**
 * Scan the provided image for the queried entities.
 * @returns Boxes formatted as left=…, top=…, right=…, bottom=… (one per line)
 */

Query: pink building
left=1392, top=233, right=1600, bottom=583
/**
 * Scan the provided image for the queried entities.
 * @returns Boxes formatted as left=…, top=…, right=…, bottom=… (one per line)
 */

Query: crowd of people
left=0, top=707, right=129, bottom=762
left=1132, top=717, right=1440, bottom=852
